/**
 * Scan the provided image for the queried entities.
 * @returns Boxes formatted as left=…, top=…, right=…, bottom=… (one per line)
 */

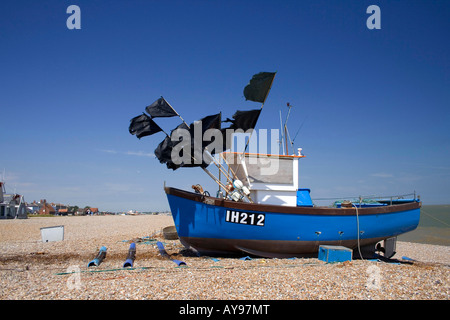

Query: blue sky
left=1, top=0, right=449, bottom=211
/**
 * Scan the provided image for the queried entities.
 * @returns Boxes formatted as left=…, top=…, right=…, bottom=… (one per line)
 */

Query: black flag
left=145, top=97, right=178, bottom=118
left=154, top=113, right=222, bottom=170
left=220, top=127, right=234, bottom=152
left=154, top=122, right=189, bottom=166
left=190, top=112, right=222, bottom=156
left=189, top=113, right=222, bottom=136
left=154, top=122, right=208, bottom=170
left=224, top=109, right=261, bottom=132
left=243, top=72, right=276, bottom=103
left=129, top=113, right=163, bottom=139
left=221, top=109, right=261, bottom=152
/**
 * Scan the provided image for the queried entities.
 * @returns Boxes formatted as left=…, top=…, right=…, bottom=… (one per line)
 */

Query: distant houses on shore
left=2, top=181, right=169, bottom=219
left=25, top=199, right=170, bottom=216
left=26, top=199, right=102, bottom=216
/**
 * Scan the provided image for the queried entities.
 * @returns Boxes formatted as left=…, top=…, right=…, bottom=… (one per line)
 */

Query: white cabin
left=223, top=152, right=311, bottom=207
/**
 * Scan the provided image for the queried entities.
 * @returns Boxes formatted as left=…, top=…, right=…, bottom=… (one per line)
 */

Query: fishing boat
left=129, top=71, right=421, bottom=258
left=164, top=152, right=421, bottom=258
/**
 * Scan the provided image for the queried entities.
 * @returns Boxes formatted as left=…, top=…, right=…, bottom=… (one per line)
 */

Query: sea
left=398, top=204, right=450, bottom=246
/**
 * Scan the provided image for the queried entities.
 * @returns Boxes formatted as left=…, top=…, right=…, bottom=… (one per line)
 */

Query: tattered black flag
left=189, top=113, right=221, bottom=135
left=145, top=97, right=178, bottom=118
left=129, top=113, right=163, bottom=139
left=190, top=112, right=222, bottom=156
left=224, top=109, right=261, bottom=132
left=243, top=72, right=276, bottom=103
left=154, top=122, right=209, bottom=170
left=154, top=122, right=189, bottom=168
left=154, top=113, right=222, bottom=170
left=221, top=109, right=261, bottom=152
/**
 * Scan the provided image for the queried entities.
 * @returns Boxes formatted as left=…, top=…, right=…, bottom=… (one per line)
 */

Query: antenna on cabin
left=283, top=102, right=294, bottom=155
left=279, top=110, right=284, bottom=155
left=291, top=115, right=308, bottom=151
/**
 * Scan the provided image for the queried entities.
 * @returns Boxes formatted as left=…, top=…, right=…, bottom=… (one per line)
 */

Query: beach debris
left=240, top=256, right=253, bottom=261
left=123, top=242, right=136, bottom=268
left=401, top=256, right=417, bottom=262
left=30, top=251, right=46, bottom=256
left=156, top=241, right=186, bottom=266
left=88, top=246, right=107, bottom=267
left=122, top=236, right=158, bottom=245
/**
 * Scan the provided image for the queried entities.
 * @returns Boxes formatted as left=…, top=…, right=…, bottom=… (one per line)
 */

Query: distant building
left=75, top=207, right=100, bottom=215
left=58, top=208, right=69, bottom=215
left=0, top=182, right=27, bottom=219
left=37, top=200, right=56, bottom=215
left=53, top=203, right=69, bottom=215
left=27, top=201, right=40, bottom=214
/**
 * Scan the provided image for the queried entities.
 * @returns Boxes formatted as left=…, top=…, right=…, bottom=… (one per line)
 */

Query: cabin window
left=246, top=157, right=293, bottom=184
left=223, top=153, right=296, bottom=185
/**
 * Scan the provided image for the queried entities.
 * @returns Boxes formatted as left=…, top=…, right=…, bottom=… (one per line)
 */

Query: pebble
left=0, top=215, right=448, bottom=300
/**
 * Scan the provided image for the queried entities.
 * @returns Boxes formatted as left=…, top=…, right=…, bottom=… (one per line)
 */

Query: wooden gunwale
left=164, top=187, right=421, bottom=216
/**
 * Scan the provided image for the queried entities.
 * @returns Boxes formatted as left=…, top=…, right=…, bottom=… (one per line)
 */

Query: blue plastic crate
left=318, top=245, right=352, bottom=263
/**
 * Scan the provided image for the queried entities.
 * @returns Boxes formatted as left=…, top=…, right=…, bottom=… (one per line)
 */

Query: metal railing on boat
left=312, top=192, right=418, bottom=207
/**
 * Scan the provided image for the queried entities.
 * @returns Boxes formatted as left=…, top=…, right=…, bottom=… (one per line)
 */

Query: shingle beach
left=1, top=215, right=448, bottom=300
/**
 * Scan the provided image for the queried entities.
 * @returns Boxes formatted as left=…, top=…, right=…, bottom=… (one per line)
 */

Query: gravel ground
left=0, top=215, right=448, bottom=300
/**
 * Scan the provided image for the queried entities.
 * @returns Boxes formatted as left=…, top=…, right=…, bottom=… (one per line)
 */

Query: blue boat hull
left=165, top=187, right=421, bottom=258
